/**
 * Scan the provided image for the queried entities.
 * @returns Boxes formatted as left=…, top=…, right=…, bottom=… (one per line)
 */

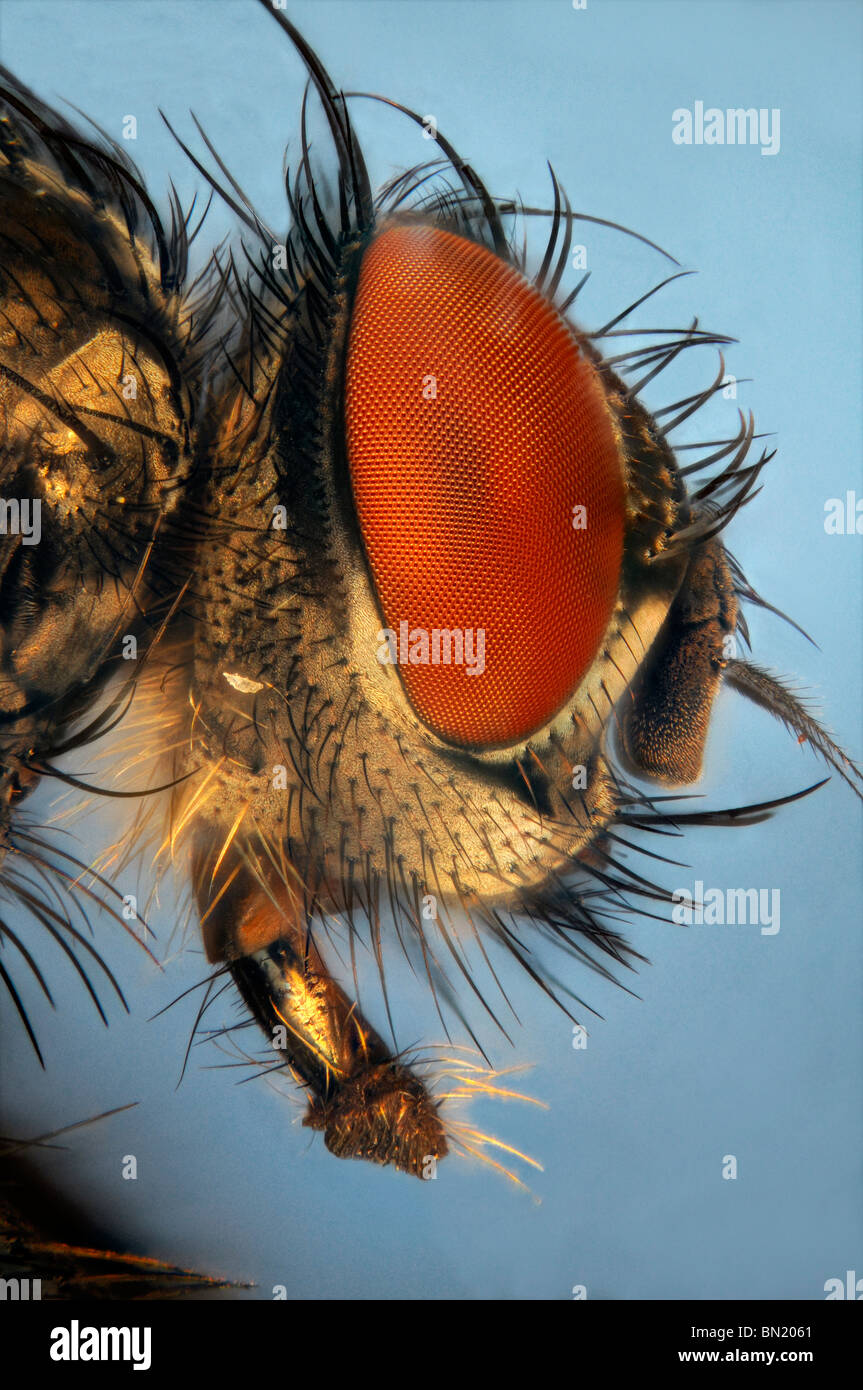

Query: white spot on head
left=223, top=672, right=265, bottom=694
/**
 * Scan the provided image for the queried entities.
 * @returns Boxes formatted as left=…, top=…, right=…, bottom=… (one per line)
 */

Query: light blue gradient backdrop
left=1, top=0, right=860, bottom=1300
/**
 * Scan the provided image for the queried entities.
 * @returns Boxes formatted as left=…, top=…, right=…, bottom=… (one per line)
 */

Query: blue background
left=1, top=0, right=860, bottom=1299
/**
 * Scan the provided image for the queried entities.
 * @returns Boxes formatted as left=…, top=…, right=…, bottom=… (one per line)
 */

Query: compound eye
left=345, top=223, right=626, bottom=748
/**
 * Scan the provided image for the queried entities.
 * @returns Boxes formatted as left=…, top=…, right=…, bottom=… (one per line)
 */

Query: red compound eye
left=344, top=223, right=626, bottom=748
